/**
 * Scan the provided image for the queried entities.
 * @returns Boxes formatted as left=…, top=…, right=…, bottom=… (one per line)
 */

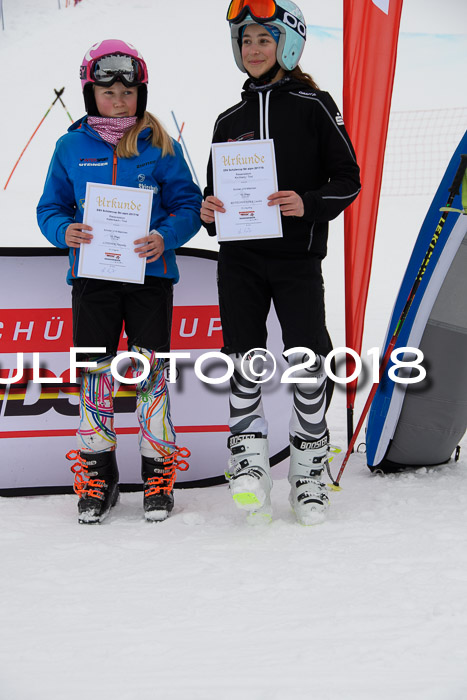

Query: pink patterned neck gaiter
left=87, top=116, right=138, bottom=145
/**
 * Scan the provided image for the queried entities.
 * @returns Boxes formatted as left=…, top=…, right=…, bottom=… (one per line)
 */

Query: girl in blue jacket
left=37, top=39, right=202, bottom=524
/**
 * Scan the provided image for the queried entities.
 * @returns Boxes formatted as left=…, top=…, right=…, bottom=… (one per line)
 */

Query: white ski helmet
left=227, top=0, right=307, bottom=73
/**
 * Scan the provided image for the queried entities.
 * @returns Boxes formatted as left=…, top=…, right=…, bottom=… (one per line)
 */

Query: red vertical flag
left=343, top=0, right=403, bottom=443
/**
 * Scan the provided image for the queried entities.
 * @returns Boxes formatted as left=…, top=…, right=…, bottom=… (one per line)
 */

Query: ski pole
left=333, top=153, right=467, bottom=488
left=55, top=87, right=73, bottom=123
left=4, top=88, right=66, bottom=190
left=171, top=111, right=200, bottom=188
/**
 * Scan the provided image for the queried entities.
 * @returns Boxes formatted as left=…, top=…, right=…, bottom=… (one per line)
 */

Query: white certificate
left=212, top=139, right=283, bottom=242
left=78, top=182, right=153, bottom=284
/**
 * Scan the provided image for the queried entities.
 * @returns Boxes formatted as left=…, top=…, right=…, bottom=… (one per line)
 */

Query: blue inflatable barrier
left=366, top=132, right=467, bottom=471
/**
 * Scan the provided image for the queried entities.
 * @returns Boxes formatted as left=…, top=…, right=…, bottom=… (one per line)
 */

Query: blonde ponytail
left=117, top=111, right=175, bottom=158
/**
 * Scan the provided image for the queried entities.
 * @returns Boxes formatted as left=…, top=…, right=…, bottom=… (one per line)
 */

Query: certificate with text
left=78, top=182, right=153, bottom=284
left=212, top=139, right=283, bottom=242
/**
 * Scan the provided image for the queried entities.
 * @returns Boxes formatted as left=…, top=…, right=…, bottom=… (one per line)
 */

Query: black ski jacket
left=203, top=76, right=361, bottom=258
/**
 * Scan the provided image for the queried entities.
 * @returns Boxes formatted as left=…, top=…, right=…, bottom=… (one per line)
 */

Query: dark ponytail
left=289, top=66, right=319, bottom=90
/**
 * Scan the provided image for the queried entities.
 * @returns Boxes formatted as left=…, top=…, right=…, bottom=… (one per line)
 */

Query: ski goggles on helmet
left=227, top=0, right=306, bottom=38
left=86, top=53, right=144, bottom=87
left=227, top=0, right=278, bottom=22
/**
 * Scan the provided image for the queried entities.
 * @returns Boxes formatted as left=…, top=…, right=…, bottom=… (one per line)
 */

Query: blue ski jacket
left=37, top=117, right=202, bottom=284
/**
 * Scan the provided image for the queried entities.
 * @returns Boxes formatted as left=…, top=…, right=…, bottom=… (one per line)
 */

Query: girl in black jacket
left=201, top=0, right=360, bottom=525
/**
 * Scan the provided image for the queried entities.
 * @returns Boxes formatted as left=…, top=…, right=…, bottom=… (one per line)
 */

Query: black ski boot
left=67, top=450, right=119, bottom=524
left=141, top=449, right=190, bottom=522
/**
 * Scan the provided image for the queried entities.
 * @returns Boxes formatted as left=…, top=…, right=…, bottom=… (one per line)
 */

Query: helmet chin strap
left=246, top=61, right=283, bottom=86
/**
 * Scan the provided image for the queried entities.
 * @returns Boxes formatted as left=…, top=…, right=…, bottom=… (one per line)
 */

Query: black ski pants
left=71, top=276, right=173, bottom=361
left=217, top=245, right=332, bottom=358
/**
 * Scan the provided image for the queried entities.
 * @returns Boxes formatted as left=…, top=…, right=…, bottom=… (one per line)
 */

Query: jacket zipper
left=307, top=223, right=315, bottom=252
left=73, top=142, right=119, bottom=279
left=258, top=90, right=272, bottom=140
left=112, top=149, right=117, bottom=185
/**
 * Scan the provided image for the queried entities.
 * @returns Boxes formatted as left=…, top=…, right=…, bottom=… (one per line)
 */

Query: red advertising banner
left=0, top=306, right=223, bottom=353
left=0, top=249, right=290, bottom=493
left=343, top=0, right=403, bottom=434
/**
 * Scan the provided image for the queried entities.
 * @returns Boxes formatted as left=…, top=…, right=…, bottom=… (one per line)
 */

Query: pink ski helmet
left=80, top=39, right=148, bottom=117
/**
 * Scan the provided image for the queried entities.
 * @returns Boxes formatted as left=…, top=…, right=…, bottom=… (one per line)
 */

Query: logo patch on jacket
left=136, top=172, right=158, bottom=193
left=79, top=157, right=109, bottom=167
left=228, top=132, right=255, bottom=142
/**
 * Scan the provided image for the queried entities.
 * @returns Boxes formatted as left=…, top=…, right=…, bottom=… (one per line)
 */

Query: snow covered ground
left=1, top=1, right=467, bottom=698
left=2, top=461, right=467, bottom=700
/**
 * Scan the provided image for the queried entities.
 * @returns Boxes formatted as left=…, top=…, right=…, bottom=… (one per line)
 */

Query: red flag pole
left=170, top=111, right=200, bottom=188
left=55, top=88, right=74, bottom=124
left=343, top=0, right=404, bottom=446
left=177, top=121, right=185, bottom=143
left=4, top=88, right=66, bottom=190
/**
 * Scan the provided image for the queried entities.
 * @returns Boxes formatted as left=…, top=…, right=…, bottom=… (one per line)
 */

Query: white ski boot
left=288, top=434, right=330, bottom=526
left=226, top=433, right=273, bottom=523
